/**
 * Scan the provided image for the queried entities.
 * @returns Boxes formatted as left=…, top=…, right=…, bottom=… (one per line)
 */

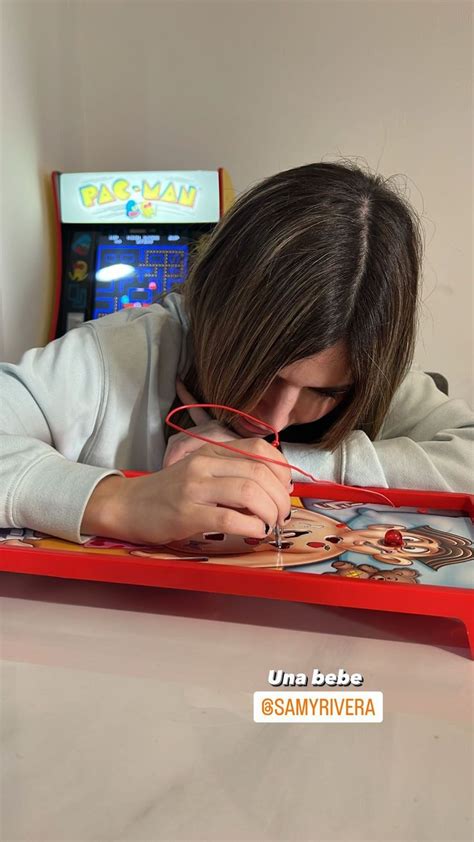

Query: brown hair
left=407, top=526, right=473, bottom=570
left=172, top=161, right=423, bottom=449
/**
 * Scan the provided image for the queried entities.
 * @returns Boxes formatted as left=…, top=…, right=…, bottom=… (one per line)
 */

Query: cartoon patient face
left=164, top=508, right=355, bottom=567
left=339, top=525, right=442, bottom=566
left=163, top=509, right=446, bottom=569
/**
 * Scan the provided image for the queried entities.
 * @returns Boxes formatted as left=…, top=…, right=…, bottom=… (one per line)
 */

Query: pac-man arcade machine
left=50, top=169, right=234, bottom=338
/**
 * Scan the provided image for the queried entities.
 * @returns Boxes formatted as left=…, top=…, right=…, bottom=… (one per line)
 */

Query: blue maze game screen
left=93, top=233, right=189, bottom=318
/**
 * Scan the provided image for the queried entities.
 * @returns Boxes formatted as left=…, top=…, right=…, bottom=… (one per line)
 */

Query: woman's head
left=182, top=161, right=423, bottom=448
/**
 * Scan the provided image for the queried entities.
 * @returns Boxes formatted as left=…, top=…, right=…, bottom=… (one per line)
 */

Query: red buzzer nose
left=384, top=529, right=404, bottom=547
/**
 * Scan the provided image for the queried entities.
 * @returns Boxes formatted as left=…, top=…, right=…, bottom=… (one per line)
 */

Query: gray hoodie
left=1, top=293, right=472, bottom=543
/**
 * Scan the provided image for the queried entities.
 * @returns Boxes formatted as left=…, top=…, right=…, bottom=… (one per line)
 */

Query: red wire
left=165, top=402, right=395, bottom=508
left=167, top=403, right=281, bottom=447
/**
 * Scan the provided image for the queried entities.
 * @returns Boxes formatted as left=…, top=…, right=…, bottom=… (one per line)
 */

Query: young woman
left=1, top=162, right=472, bottom=546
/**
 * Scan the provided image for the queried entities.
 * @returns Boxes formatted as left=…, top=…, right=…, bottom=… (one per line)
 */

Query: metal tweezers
left=274, top=524, right=283, bottom=550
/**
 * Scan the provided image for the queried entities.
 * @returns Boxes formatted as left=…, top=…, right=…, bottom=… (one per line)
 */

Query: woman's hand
left=163, top=378, right=241, bottom=467
left=82, top=438, right=292, bottom=546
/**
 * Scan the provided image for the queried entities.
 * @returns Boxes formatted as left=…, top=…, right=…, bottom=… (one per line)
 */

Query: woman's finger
left=188, top=450, right=291, bottom=526
left=205, top=440, right=292, bottom=494
left=187, top=503, right=268, bottom=540
left=194, top=476, right=280, bottom=530
left=164, top=420, right=241, bottom=468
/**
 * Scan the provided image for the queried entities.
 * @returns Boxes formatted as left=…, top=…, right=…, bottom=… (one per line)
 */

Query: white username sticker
left=254, top=691, right=383, bottom=723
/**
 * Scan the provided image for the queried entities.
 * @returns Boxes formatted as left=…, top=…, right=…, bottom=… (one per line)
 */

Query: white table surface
left=1, top=571, right=473, bottom=842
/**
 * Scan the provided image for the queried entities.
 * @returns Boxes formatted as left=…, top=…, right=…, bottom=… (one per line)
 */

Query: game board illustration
left=1, top=498, right=473, bottom=591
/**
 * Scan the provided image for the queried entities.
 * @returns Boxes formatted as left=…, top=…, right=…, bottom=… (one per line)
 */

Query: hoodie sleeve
left=281, top=371, right=474, bottom=493
left=0, top=325, right=122, bottom=542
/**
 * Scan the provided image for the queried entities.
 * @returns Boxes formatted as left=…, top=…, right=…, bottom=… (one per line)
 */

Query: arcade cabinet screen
left=93, top=233, right=189, bottom=318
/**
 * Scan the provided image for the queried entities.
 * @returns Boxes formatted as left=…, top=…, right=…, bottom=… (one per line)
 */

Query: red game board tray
left=1, top=482, right=473, bottom=656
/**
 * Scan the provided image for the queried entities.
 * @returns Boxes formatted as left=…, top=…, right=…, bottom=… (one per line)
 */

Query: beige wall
left=0, top=0, right=85, bottom=358
left=1, top=0, right=472, bottom=402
